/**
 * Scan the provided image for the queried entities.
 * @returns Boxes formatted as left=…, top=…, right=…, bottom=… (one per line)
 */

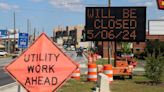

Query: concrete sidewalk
left=0, top=83, right=26, bottom=92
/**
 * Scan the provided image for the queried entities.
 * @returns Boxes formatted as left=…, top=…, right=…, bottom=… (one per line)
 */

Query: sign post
left=5, top=33, right=78, bottom=92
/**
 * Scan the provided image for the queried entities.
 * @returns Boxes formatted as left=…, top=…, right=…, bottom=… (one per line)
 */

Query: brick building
left=99, top=31, right=164, bottom=58
left=133, top=32, right=164, bottom=54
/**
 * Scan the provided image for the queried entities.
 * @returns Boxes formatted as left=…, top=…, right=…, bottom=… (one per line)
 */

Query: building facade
left=53, top=25, right=91, bottom=49
left=100, top=32, right=164, bottom=58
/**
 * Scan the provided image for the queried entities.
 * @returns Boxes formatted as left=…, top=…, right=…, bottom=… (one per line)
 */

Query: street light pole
left=13, top=12, right=16, bottom=53
left=108, top=0, right=110, bottom=7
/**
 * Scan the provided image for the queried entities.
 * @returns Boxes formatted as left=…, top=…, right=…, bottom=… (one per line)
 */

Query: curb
left=0, top=82, right=16, bottom=89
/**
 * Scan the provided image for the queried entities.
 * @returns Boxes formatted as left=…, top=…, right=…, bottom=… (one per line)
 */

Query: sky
left=0, top=0, right=164, bottom=36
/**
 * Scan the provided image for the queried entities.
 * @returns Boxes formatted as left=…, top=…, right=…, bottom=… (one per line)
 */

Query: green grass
left=58, top=76, right=96, bottom=92
left=58, top=76, right=164, bottom=92
left=58, top=58, right=164, bottom=92
left=111, top=76, right=164, bottom=92
left=58, top=75, right=164, bottom=92
left=96, top=58, right=110, bottom=65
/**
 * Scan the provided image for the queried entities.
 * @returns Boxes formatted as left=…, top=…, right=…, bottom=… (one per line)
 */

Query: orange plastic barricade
left=116, top=61, right=128, bottom=67
left=104, top=64, right=113, bottom=83
left=72, top=64, right=80, bottom=80
left=88, top=55, right=93, bottom=63
left=87, top=63, right=97, bottom=81
left=128, top=65, right=134, bottom=73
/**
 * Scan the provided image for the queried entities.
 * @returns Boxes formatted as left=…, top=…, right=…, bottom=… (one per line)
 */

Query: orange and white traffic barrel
left=104, top=64, right=113, bottom=83
left=97, top=65, right=103, bottom=74
left=87, top=63, right=97, bottom=81
left=72, top=64, right=80, bottom=80
left=92, top=54, right=97, bottom=63
left=88, top=55, right=93, bottom=63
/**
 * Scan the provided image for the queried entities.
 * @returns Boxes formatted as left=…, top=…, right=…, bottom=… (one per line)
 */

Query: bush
left=144, top=51, right=164, bottom=83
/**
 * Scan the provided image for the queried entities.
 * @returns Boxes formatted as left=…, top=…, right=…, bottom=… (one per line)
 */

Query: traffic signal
left=157, top=0, right=164, bottom=10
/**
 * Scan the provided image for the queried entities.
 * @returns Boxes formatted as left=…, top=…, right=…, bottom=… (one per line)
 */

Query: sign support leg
left=17, top=85, right=21, bottom=92
left=114, top=41, right=117, bottom=67
left=108, top=42, right=110, bottom=64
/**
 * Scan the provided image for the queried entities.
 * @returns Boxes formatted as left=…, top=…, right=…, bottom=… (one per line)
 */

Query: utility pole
left=33, top=28, right=36, bottom=41
left=37, top=30, right=39, bottom=37
left=7, top=30, right=10, bottom=53
left=13, top=12, right=16, bottom=53
left=108, top=0, right=112, bottom=64
left=27, top=19, right=30, bottom=34
left=27, top=19, right=30, bottom=46
left=109, top=0, right=117, bottom=67
left=108, top=0, right=116, bottom=66
left=42, top=27, right=44, bottom=32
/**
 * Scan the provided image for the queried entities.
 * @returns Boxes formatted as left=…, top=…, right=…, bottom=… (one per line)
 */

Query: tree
left=121, top=42, right=132, bottom=54
left=146, top=40, right=164, bottom=56
left=144, top=50, right=164, bottom=84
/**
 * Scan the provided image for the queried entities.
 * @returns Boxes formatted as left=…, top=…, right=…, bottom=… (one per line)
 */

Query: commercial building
left=99, top=31, right=164, bottom=58
left=0, top=29, right=19, bottom=53
left=53, top=25, right=91, bottom=49
left=53, top=23, right=164, bottom=58
left=133, top=32, right=164, bottom=54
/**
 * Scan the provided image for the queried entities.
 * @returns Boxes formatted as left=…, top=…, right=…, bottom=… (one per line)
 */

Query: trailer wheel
left=121, top=76, right=125, bottom=80
left=129, top=75, right=133, bottom=79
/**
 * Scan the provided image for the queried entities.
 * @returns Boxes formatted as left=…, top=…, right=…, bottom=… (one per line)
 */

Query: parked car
left=0, top=50, right=8, bottom=56
left=83, top=48, right=88, bottom=52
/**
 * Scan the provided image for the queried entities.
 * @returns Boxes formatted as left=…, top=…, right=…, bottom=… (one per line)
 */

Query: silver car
left=0, top=50, right=8, bottom=56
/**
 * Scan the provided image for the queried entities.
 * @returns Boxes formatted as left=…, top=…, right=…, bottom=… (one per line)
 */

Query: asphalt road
left=0, top=50, right=88, bottom=87
left=0, top=58, right=15, bottom=86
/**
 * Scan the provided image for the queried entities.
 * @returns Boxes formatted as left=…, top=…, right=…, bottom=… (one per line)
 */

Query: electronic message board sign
left=85, top=7, right=146, bottom=42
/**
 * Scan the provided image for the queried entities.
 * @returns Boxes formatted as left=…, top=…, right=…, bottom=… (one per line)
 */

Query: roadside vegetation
left=111, top=76, right=164, bottom=92
left=58, top=76, right=96, bottom=92
left=58, top=74, right=164, bottom=92
left=59, top=57, right=164, bottom=92
left=144, top=51, right=164, bottom=84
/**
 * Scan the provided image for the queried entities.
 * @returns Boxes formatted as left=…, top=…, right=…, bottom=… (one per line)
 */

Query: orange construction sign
left=5, top=33, right=78, bottom=92
left=157, top=0, right=164, bottom=10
